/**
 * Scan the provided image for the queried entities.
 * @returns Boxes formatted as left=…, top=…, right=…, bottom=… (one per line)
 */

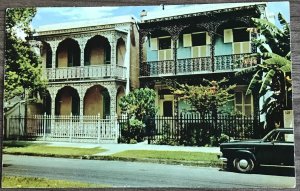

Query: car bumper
left=218, top=154, right=228, bottom=169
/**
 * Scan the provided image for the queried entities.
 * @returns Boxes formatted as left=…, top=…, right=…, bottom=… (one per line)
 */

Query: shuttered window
left=235, top=91, right=253, bottom=116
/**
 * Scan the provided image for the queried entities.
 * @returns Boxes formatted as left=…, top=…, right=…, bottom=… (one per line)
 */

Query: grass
left=112, top=150, right=220, bottom=163
left=3, top=141, right=106, bottom=157
left=2, top=176, right=110, bottom=188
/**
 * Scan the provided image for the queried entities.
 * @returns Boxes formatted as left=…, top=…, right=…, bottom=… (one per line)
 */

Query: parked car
left=218, top=128, right=294, bottom=173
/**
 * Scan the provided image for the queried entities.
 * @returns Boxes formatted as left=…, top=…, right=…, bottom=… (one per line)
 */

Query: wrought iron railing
left=140, top=60, right=175, bottom=77
left=214, top=53, right=258, bottom=71
left=140, top=53, right=258, bottom=77
left=46, top=65, right=127, bottom=80
left=177, top=57, right=212, bottom=74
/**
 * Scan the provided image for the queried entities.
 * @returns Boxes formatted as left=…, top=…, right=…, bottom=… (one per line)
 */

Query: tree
left=171, top=78, right=236, bottom=144
left=236, top=13, right=291, bottom=131
left=5, top=8, right=46, bottom=106
left=119, top=88, right=157, bottom=142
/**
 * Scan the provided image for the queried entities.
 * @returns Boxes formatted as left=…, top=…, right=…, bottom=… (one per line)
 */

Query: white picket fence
left=7, top=114, right=119, bottom=143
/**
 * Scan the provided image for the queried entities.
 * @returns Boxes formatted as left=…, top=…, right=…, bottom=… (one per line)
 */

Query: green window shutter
left=233, top=42, right=241, bottom=54
left=165, top=49, right=172, bottom=60
left=183, top=34, right=192, bottom=47
left=224, top=29, right=233, bottom=43
left=206, top=32, right=211, bottom=45
left=241, top=41, right=251, bottom=53
left=192, top=46, right=199, bottom=58
left=158, top=50, right=164, bottom=61
left=150, top=38, right=158, bottom=50
left=199, top=46, right=207, bottom=57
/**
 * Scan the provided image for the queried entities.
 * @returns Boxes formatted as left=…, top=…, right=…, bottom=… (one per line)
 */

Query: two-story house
left=138, top=3, right=266, bottom=121
left=32, top=15, right=139, bottom=119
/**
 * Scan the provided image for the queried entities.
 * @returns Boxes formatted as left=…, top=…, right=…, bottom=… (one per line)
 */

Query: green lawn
left=112, top=150, right=220, bottom=162
left=3, top=141, right=106, bottom=157
left=2, top=176, right=110, bottom=188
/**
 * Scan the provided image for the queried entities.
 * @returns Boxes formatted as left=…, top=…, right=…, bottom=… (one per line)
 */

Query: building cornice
left=142, top=4, right=265, bottom=24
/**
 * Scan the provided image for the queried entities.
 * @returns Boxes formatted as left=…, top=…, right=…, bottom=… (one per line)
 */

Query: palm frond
left=246, top=70, right=261, bottom=95
left=259, top=70, right=275, bottom=94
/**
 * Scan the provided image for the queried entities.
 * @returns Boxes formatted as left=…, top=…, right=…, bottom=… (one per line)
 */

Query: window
left=233, top=28, right=250, bottom=42
left=224, top=28, right=251, bottom=54
left=264, top=131, right=294, bottom=143
left=163, top=101, right=173, bottom=117
left=235, top=91, right=252, bottom=116
left=46, top=48, right=52, bottom=68
left=192, top=33, right=206, bottom=46
left=67, top=47, right=80, bottom=67
left=159, top=37, right=171, bottom=50
left=105, top=43, right=111, bottom=64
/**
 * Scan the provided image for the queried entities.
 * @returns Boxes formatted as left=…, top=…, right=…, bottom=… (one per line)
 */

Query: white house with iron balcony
left=25, top=15, right=140, bottom=142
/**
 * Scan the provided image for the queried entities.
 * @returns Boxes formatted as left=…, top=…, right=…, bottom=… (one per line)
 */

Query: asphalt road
left=2, top=154, right=296, bottom=188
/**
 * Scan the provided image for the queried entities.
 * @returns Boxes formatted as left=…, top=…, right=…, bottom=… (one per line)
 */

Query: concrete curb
left=3, top=152, right=223, bottom=168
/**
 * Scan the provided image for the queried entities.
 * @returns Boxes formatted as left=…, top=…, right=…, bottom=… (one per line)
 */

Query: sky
left=31, top=2, right=290, bottom=29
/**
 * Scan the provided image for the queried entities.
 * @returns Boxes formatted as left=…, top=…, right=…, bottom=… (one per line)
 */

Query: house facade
left=138, top=3, right=266, bottom=120
left=31, top=16, right=139, bottom=118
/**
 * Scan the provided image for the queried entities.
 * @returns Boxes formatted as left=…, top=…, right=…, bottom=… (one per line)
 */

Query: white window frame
left=158, top=36, right=173, bottom=61
left=235, top=91, right=253, bottom=116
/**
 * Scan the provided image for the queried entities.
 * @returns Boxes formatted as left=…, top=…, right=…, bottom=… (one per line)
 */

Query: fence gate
left=6, top=114, right=119, bottom=143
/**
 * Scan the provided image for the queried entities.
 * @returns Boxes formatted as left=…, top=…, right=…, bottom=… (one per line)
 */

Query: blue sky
left=31, top=2, right=290, bottom=29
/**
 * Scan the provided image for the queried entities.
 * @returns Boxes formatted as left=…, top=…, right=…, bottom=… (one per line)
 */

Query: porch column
left=78, top=89, right=84, bottom=116
left=107, top=87, right=117, bottom=117
left=50, top=92, right=56, bottom=116
left=75, top=37, right=89, bottom=67
left=110, top=40, right=117, bottom=66
left=124, top=30, right=131, bottom=94
left=49, top=41, right=59, bottom=79
left=139, top=31, right=147, bottom=77
left=172, top=36, right=178, bottom=75
left=208, top=31, right=216, bottom=72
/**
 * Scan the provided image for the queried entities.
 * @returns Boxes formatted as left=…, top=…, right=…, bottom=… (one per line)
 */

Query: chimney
left=140, top=10, right=147, bottom=17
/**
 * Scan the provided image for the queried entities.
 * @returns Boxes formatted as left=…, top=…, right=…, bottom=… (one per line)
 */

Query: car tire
left=233, top=157, right=255, bottom=173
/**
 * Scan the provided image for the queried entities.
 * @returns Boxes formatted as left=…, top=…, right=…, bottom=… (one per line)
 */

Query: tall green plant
left=236, top=13, right=291, bottom=130
left=5, top=8, right=47, bottom=105
left=119, top=88, right=157, bottom=142
left=171, top=78, right=236, bottom=143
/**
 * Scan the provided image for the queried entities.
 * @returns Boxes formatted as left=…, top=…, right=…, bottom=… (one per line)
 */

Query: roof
left=36, top=15, right=137, bottom=32
left=141, top=2, right=266, bottom=22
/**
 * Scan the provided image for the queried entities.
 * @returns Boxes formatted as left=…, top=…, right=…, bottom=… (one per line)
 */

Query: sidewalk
left=34, top=140, right=220, bottom=156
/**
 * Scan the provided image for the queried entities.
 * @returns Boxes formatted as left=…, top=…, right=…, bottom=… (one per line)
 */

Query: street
left=2, top=154, right=295, bottom=188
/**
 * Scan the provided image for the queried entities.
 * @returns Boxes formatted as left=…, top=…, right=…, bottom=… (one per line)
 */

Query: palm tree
left=236, top=13, right=291, bottom=132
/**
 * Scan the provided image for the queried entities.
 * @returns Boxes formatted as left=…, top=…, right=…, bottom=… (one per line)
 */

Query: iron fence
left=118, top=113, right=255, bottom=146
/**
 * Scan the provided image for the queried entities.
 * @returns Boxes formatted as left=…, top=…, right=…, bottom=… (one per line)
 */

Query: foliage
left=2, top=176, right=110, bottom=188
left=112, top=150, right=220, bottom=163
left=3, top=144, right=106, bottom=157
left=5, top=8, right=47, bottom=104
left=171, top=78, right=236, bottom=116
left=170, top=78, right=235, bottom=144
left=219, top=133, right=230, bottom=143
left=118, top=116, right=146, bottom=143
left=155, top=123, right=178, bottom=146
left=236, top=13, right=291, bottom=129
left=119, top=88, right=157, bottom=121
left=119, top=88, right=157, bottom=142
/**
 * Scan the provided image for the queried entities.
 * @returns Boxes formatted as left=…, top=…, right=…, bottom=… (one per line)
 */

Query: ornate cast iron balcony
left=46, top=65, right=127, bottom=80
left=177, top=57, right=212, bottom=74
left=214, top=53, right=258, bottom=71
left=140, top=53, right=258, bottom=77
left=140, top=60, right=175, bottom=77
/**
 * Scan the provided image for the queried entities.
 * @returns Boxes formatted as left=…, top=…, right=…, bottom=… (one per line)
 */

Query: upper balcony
left=140, top=53, right=258, bottom=77
left=41, top=35, right=128, bottom=82
left=46, top=65, right=127, bottom=80
left=139, top=12, right=261, bottom=78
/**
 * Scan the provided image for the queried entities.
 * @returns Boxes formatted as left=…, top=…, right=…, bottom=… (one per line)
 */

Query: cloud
left=37, top=7, right=119, bottom=21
